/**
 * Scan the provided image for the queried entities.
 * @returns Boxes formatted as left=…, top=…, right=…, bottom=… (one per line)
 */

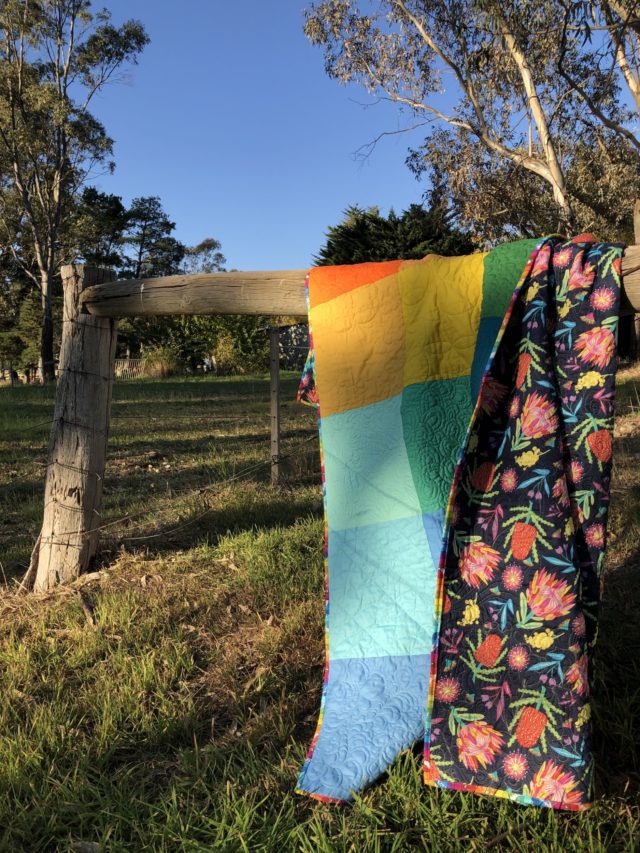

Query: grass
left=0, top=370, right=639, bottom=851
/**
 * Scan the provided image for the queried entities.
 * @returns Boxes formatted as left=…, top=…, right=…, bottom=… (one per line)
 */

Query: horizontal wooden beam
left=80, top=245, right=640, bottom=318
left=81, top=270, right=309, bottom=318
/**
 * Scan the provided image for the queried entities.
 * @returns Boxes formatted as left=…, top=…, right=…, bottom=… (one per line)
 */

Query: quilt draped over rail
left=296, top=237, right=623, bottom=810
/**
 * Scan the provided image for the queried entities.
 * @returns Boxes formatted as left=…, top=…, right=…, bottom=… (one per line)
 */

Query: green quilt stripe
left=401, top=377, right=473, bottom=514
left=481, top=238, right=540, bottom=318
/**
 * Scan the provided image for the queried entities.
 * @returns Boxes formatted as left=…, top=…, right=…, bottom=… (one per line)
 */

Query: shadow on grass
left=593, top=551, right=640, bottom=799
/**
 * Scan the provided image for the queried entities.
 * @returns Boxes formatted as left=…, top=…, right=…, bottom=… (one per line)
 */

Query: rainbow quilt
left=296, top=237, right=623, bottom=810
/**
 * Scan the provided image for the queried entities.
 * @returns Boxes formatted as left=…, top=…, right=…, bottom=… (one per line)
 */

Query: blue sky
left=92, top=1, right=429, bottom=271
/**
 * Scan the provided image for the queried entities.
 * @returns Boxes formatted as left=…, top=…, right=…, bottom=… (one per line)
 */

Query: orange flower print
left=569, top=459, right=584, bottom=484
left=552, top=476, right=570, bottom=508
left=587, top=429, right=612, bottom=463
left=509, top=396, right=521, bottom=418
left=502, top=564, right=523, bottom=591
left=566, top=654, right=589, bottom=696
left=554, top=246, right=573, bottom=268
left=516, top=353, right=532, bottom=389
left=456, top=721, right=504, bottom=771
left=527, top=760, right=583, bottom=806
left=585, top=523, right=604, bottom=548
left=590, top=287, right=616, bottom=312
left=435, top=677, right=461, bottom=704
left=520, top=392, right=558, bottom=438
left=571, top=613, right=586, bottom=637
left=501, top=468, right=518, bottom=492
left=575, top=326, right=615, bottom=370
left=459, top=542, right=501, bottom=588
left=503, top=751, right=529, bottom=781
left=526, top=570, right=576, bottom=620
left=480, top=376, right=508, bottom=415
left=508, top=646, right=529, bottom=670
left=470, top=461, right=496, bottom=492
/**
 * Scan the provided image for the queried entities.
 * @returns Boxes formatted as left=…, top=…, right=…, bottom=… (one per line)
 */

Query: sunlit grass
left=0, top=370, right=638, bottom=850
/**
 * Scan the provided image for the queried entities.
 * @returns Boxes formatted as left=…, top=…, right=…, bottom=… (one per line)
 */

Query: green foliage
left=119, top=196, right=185, bottom=280
left=0, top=1, right=148, bottom=378
left=140, top=345, right=184, bottom=378
left=315, top=203, right=474, bottom=265
left=70, top=187, right=129, bottom=268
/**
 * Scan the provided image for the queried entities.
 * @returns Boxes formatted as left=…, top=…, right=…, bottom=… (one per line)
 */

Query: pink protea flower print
left=459, top=541, right=501, bottom=588
left=552, top=476, right=570, bottom=507
left=566, top=654, right=590, bottom=696
left=532, top=243, right=552, bottom=276
left=520, top=392, right=558, bottom=438
left=508, top=646, right=529, bottom=670
left=480, top=376, right=508, bottom=415
left=585, top=523, right=604, bottom=548
left=570, top=459, right=584, bottom=484
left=571, top=613, right=586, bottom=637
left=456, top=721, right=504, bottom=772
left=527, top=760, right=583, bottom=806
left=502, top=564, right=523, bottom=591
left=509, top=396, right=521, bottom=418
left=435, top=677, right=461, bottom=704
left=503, top=751, right=529, bottom=781
left=501, top=468, right=518, bottom=492
left=576, top=326, right=615, bottom=370
left=568, top=254, right=596, bottom=290
left=590, top=287, right=616, bottom=312
left=526, top=570, right=576, bottom=620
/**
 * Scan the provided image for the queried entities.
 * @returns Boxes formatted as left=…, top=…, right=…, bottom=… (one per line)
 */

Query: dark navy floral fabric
left=425, top=237, right=623, bottom=810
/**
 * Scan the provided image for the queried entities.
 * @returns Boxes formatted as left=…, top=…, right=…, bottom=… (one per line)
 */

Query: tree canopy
left=304, top=0, right=640, bottom=244
left=0, top=0, right=148, bottom=379
left=315, top=202, right=474, bottom=264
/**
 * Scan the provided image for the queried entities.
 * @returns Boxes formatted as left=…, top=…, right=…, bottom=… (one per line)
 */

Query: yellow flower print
left=564, top=517, right=575, bottom=538
left=575, top=371, right=604, bottom=391
left=558, top=299, right=571, bottom=318
left=458, top=599, right=480, bottom=626
left=525, top=282, right=540, bottom=303
left=515, top=447, right=541, bottom=468
left=525, top=628, right=558, bottom=651
left=576, top=704, right=591, bottom=729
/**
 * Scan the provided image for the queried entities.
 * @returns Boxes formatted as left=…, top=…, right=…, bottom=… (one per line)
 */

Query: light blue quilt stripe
left=321, top=393, right=422, bottom=531
left=328, top=514, right=437, bottom=660
left=297, top=654, right=430, bottom=801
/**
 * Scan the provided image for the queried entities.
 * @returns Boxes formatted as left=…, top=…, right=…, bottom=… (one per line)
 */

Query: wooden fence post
left=269, top=326, right=281, bottom=486
left=25, top=265, right=118, bottom=592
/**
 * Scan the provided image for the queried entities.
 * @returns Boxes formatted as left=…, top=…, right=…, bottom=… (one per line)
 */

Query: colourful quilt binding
left=297, top=237, right=623, bottom=809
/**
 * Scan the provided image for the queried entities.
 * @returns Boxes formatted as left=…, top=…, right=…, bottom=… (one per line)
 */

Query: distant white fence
left=114, top=358, right=143, bottom=380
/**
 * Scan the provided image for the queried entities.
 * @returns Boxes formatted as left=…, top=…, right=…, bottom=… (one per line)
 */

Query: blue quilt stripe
left=470, top=316, right=502, bottom=404
left=297, top=654, right=430, bottom=801
left=328, top=514, right=436, bottom=660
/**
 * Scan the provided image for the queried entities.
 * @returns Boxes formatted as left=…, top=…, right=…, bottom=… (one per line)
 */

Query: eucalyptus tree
left=304, top=1, right=639, bottom=242
left=0, top=1, right=148, bottom=381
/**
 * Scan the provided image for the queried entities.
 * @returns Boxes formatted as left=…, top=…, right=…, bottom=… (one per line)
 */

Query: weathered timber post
left=634, top=202, right=640, bottom=359
left=26, top=265, right=118, bottom=592
left=269, top=326, right=281, bottom=486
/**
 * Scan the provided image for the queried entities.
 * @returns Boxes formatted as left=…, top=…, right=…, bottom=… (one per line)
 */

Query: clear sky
left=91, top=1, right=429, bottom=271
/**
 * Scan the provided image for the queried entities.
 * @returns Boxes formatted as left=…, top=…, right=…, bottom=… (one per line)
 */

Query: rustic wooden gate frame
left=24, top=248, right=640, bottom=592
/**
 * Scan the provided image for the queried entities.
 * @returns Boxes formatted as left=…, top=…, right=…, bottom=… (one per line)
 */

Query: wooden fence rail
left=79, top=246, right=640, bottom=317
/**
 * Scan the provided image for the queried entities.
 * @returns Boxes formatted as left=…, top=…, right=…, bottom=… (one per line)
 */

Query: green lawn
left=0, top=372, right=639, bottom=851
